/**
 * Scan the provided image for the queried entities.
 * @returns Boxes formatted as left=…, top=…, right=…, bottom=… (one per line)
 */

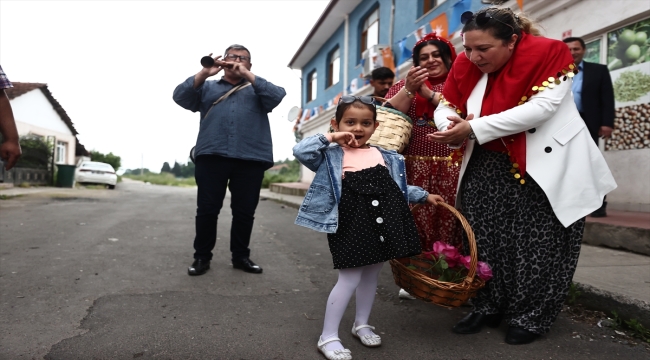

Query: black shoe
left=232, top=258, right=263, bottom=274
left=590, top=201, right=607, bottom=217
left=188, top=259, right=210, bottom=276
left=505, top=326, right=539, bottom=345
left=452, top=312, right=503, bottom=334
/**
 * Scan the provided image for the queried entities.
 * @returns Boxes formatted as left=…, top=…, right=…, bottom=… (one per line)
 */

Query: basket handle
left=411, top=202, right=479, bottom=284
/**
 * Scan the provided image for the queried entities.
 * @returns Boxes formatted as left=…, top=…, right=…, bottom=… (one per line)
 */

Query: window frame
left=422, top=0, right=436, bottom=15
left=360, top=7, right=380, bottom=59
left=307, top=70, right=317, bottom=103
left=55, top=141, right=66, bottom=164
left=327, top=46, right=340, bottom=88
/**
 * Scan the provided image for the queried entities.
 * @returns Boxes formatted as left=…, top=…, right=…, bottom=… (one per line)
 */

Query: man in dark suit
left=564, top=37, right=615, bottom=217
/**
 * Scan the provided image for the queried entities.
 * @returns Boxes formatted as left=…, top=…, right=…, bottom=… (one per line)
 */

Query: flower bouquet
left=389, top=202, right=489, bottom=308
left=410, top=241, right=493, bottom=283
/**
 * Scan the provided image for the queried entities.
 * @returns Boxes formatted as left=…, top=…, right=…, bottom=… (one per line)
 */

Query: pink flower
left=460, top=256, right=471, bottom=269
left=433, top=241, right=461, bottom=268
left=476, top=261, right=493, bottom=281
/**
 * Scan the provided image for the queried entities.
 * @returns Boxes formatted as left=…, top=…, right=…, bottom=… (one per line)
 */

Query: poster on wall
left=605, top=18, right=650, bottom=151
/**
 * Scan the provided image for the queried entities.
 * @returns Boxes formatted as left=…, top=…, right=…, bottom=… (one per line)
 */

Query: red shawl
left=441, top=32, right=577, bottom=177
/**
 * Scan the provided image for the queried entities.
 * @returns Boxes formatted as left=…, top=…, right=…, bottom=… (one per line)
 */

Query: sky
left=0, top=0, right=329, bottom=172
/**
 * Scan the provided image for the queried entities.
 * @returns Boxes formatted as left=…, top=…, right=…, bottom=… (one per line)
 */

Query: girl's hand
left=426, top=194, right=445, bottom=205
left=326, top=132, right=359, bottom=148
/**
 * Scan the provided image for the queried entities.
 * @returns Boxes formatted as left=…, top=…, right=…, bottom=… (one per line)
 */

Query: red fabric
left=441, top=32, right=576, bottom=177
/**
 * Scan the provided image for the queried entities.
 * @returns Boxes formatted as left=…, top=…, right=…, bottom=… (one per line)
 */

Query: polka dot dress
left=327, top=165, right=421, bottom=269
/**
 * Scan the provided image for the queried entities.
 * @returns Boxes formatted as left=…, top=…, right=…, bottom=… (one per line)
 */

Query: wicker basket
left=389, top=202, right=486, bottom=308
left=367, top=105, right=413, bottom=153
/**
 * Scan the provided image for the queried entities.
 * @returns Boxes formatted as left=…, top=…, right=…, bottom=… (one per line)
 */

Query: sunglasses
left=461, top=11, right=515, bottom=34
left=337, top=95, right=376, bottom=107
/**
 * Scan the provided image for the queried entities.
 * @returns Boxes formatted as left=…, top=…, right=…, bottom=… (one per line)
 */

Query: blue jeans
left=193, top=155, right=265, bottom=262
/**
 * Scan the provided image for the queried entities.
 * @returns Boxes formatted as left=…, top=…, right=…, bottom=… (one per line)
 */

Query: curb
left=573, top=282, right=650, bottom=328
left=583, top=222, right=650, bottom=256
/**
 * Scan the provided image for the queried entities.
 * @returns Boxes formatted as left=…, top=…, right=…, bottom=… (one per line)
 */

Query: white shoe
left=351, top=323, right=382, bottom=347
left=398, top=288, right=416, bottom=300
left=317, top=336, right=352, bottom=360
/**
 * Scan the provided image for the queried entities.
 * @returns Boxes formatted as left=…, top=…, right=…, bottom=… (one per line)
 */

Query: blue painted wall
left=300, top=0, right=485, bottom=109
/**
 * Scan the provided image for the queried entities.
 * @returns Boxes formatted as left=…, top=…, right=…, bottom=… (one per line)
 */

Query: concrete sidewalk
left=260, top=188, right=650, bottom=327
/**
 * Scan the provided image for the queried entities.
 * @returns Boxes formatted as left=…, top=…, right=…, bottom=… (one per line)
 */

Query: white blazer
left=435, top=74, right=617, bottom=228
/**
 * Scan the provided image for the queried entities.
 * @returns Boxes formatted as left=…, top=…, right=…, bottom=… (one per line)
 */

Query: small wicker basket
left=367, top=105, right=413, bottom=153
left=389, top=202, right=486, bottom=308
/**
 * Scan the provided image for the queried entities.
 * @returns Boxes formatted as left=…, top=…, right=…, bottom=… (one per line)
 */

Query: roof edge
left=288, top=0, right=338, bottom=68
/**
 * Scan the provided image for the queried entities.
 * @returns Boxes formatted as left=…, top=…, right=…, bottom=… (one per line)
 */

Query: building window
left=584, top=39, right=602, bottom=64
left=422, top=0, right=435, bottom=15
left=307, top=70, right=317, bottom=102
left=56, top=141, right=66, bottom=163
left=360, top=8, right=379, bottom=58
left=328, top=47, right=340, bottom=87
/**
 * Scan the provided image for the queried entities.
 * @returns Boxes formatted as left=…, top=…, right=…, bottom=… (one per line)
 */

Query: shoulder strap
left=203, top=82, right=252, bottom=119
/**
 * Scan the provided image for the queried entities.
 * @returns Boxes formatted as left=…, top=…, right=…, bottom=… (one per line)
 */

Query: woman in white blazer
left=430, top=8, right=616, bottom=345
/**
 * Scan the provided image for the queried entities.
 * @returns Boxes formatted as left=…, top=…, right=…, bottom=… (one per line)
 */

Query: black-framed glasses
left=337, top=95, right=376, bottom=107
left=461, top=11, right=515, bottom=34
left=224, top=54, right=251, bottom=62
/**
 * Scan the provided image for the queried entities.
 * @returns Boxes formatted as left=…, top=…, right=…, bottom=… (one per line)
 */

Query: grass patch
left=612, top=311, right=650, bottom=344
left=123, top=173, right=196, bottom=187
left=0, top=194, right=23, bottom=200
left=262, top=173, right=299, bottom=188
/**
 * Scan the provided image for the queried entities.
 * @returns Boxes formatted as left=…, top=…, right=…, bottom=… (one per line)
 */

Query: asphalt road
left=0, top=181, right=648, bottom=359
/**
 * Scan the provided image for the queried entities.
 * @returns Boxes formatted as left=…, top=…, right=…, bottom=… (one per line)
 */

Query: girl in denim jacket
left=293, top=96, right=443, bottom=360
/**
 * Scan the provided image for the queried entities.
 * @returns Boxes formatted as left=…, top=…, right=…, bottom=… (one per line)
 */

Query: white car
left=75, top=161, right=118, bottom=189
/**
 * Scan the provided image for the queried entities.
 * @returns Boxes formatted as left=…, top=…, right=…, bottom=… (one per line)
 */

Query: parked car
left=75, top=161, right=117, bottom=189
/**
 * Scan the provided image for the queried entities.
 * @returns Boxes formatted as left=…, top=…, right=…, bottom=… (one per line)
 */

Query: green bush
left=123, top=172, right=196, bottom=187
left=15, top=136, right=51, bottom=169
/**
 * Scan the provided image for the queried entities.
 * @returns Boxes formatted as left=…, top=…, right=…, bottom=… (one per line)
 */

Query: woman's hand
left=426, top=194, right=445, bottom=205
left=404, top=66, right=428, bottom=93
left=428, top=114, right=475, bottom=144
left=326, top=132, right=359, bottom=148
left=418, top=82, right=436, bottom=104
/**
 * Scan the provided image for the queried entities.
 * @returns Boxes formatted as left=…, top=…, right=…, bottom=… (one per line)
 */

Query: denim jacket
left=293, top=134, right=429, bottom=233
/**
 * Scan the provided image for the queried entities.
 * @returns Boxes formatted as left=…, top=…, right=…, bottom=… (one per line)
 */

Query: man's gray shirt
left=173, top=75, right=286, bottom=168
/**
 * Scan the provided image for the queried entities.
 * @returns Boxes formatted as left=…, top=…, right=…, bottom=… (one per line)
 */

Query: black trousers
left=193, top=155, right=266, bottom=262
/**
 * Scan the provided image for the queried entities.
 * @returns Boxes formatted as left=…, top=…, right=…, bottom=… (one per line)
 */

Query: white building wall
left=10, top=90, right=77, bottom=166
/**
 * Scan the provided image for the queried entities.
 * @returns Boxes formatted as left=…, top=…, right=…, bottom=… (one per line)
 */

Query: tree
left=171, top=161, right=182, bottom=177
left=161, top=162, right=171, bottom=173
left=180, top=161, right=195, bottom=178
left=90, top=150, right=121, bottom=170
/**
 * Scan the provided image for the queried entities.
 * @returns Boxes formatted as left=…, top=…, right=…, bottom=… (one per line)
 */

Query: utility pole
left=140, top=153, right=143, bottom=176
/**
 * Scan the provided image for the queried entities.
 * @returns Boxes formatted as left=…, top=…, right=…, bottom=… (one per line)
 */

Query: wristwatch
left=429, top=92, right=436, bottom=104
left=403, top=87, right=415, bottom=99
left=468, top=124, right=477, bottom=140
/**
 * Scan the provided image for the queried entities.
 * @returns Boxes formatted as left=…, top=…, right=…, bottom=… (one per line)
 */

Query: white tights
left=320, top=262, right=384, bottom=351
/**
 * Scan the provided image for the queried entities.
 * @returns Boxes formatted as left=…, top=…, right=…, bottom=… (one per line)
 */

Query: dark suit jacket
left=579, top=62, right=615, bottom=141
